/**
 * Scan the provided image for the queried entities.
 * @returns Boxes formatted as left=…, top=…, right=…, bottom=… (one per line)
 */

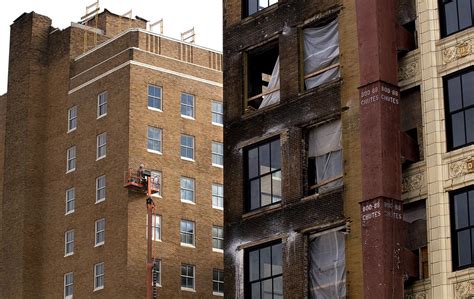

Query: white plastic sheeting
left=304, top=19, right=340, bottom=89
left=259, top=56, right=280, bottom=109
left=308, top=120, right=343, bottom=192
left=309, top=229, right=346, bottom=299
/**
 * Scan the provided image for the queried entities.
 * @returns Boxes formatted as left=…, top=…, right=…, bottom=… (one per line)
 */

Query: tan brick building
left=0, top=9, right=223, bottom=298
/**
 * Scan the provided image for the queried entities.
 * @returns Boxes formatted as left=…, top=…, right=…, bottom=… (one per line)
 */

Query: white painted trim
left=148, top=107, right=163, bottom=112
left=71, top=48, right=131, bottom=80
left=212, top=122, right=223, bottom=127
left=181, top=114, right=195, bottom=120
left=212, top=163, right=224, bottom=169
left=147, top=149, right=163, bottom=155
left=212, top=248, right=224, bottom=254
left=212, top=205, right=224, bottom=211
left=213, top=291, right=224, bottom=296
left=181, top=199, right=196, bottom=205
left=181, top=287, right=196, bottom=292
left=180, top=157, right=195, bottom=162
left=180, top=243, right=196, bottom=248
left=71, top=22, right=104, bottom=35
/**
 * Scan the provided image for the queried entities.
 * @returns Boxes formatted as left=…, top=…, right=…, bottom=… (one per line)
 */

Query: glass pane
left=458, top=0, right=473, bottom=30
left=452, top=112, right=466, bottom=148
left=271, top=140, right=281, bottom=170
left=260, top=246, right=272, bottom=278
left=273, top=276, right=283, bottom=299
left=251, top=282, right=260, bottom=299
left=260, top=174, right=272, bottom=207
left=249, top=250, right=260, bottom=282
left=465, top=108, right=474, bottom=144
left=248, top=148, right=259, bottom=179
left=455, top=192, right=469, bottom=229
left=262, top=278, right=273, bottom=299
left=458, top=230, right=471, bottom=267
left=272, top=171, right=282, bottom=203
left=470, top=191, right=474, bottom=225
left=448, top=76, right=463, bottom=112
left=272, top=243, right=282, bottom=275
left=462, top=71, right=474, bottom=107
left=259, top=143, right=271, bottom=174
left=250, top=179, right=260, bottom=210
left=444, top=1, right=459, bottom=36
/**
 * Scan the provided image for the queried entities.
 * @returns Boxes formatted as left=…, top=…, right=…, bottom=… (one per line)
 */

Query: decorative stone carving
left=405, top=291, right=427, bottom=299
left=455, top=280, right=474, bottom=298
left=402, top=173, right=424, bottom=193
left=398, top=61, right=419, bottom=81
left=449, top=156, right=473, bottom=178
left=443, top=41, right=473, bottom=64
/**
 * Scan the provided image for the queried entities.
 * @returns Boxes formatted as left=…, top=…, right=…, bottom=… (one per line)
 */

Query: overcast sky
left=0, top=0, right=223, bottom=94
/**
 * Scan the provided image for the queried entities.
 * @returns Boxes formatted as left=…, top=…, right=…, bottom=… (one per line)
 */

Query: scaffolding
left=80, top=0, right=100, bottom=53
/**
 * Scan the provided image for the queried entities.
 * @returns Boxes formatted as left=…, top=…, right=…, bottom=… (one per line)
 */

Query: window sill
left=93, top=286, right=104, bottom=292
left=65, top=169, right=76, bottom=174
left=212, top=248, right=224, bottom=254
left=181, top=157, right=195, bottom=162
left=212, top=206, right=224, bottom=211
left=64, top=253, right=74, bottom=257
left=212, top=122, right=223, bottom=127
left=96, top=155, right=106, bottom=161
left=180, top=243, right=195, bottom=248
left=148, top=107, right=163, bottom=112
left=151, top=193, right=162, bottom=198
left=147, top=149, right=163, bottom=155
left=94, top=242, right=104, bottom=248
left=67, top=128, right=76, bottom=134
left=242, top=202, right=282, bottom=220
left=153, top=239, right=162, bottom=242
left=65, top=295, right=73, bottom=299
left=181, top=287, right=196, bottom=292
left=181, top=115, right=195, bottom=120
left=97, top=113, right=107, bottom=120
left=213, top=291, right=224, bottom=297
left=65, top=210, right=75, bottom=216
left=95, top=199, right=105, bottom=205
left=212, top=163, right=223, bottom=169
left=181, top=199, right=196, bottom=205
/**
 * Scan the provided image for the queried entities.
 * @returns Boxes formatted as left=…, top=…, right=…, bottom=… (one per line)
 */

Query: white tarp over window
left=259, top=56, right=280, bottom=109
left=304, top=19, right=340, bottom=89
left=308, top=120, right=343, bottom=192
left=309, top=229, right=346, bottom=299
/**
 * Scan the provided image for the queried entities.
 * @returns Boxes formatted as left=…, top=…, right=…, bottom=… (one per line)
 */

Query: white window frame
left=153, top=214, right=161, bottom=241
left=180, top=220, right=195, bottom=247
left=64, top=230, right=74, bottom=257
left=67, top=106, right=77, bottom=133
left=147, top=126, right=162, bottom=154
left=212, top=226, right=224, bottom=252
left=96, top=132, right=107, bottom=160
left=212, top=183, right=224, bottom=210
left=97, top=92, right=107, bottom=119
left=95, top=218, right=105, bottom=247
left=212, top=141, right=224, bottom=167
left=212, top=269, right=224, bottom=296
left=180, top=264, right=195, bottom=291
left=64, top=272, right=73, bottom=299
left=66, top=146, right=76, bottom=173
left=180, top=93, right=195, bottom=119
left=151, top=171, right=162, bottom=198
left=148, top=84, right=163, bottom=112
left=180, top=177, right=195, bottom=204
left=211, top=100, right=223, bottom=126
left=65, top=187, right=75, bottom=215
left=153, top=259, right=162, bottom=287
left=94, top=262, right=105, bottom=291
left=96, top=175, right=106, bottom=203
left=180, top=134, right=195, bottom=161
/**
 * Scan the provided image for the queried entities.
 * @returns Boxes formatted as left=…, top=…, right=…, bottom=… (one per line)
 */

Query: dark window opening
left=404, top=199, right=428, bottom=284
left=439, top=0, right=474, bottom=37
left=243, top=0, right=278, bottom=18
left=400, top=86, right=423, bottom=168
left=450, top=186, right=474, bottom=271
left=396, top=0, right=418, bottom=55
left=245, top=139, right=281, bottom=211
left=245, top=242, right=283, bottom=299
left=443, top=68, right=474, bottom=151
left=245, top=42, right=279, bottom=112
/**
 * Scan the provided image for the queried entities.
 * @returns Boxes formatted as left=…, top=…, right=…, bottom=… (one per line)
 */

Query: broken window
left=404, top=199, right=428, bottom=282
left=400, top=86, right=422, bottom=167
left=303, top=19, right=340, bottom=90
left=243, top=0, right=278, bottom=18
left=307, top=120, right=343, bottom=194
left=245, top=41, right=279, bottom=112
left=309, top=228, right=346, bottom=299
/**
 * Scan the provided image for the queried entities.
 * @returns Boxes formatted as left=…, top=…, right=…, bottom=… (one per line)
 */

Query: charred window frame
left=244, top=138, right=282, bottom=212
left=244, top=40, right=280, bottom=112
left=443, top=68, right=474, bottom=151
left=439, top=0, right=474, bottom=38
left=243, top=0, right=278, bottom=18
left=404, top=199, right=428, bottom=282
left=450, top=186, right=474, bottom=271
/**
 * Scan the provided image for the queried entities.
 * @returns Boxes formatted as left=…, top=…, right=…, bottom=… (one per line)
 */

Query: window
left=94, top=262, right=105, bottom=290
left=246, top=139, right=281, bottom=211
left=96, top=132, right=107, bottom=160
left=65, top=188, right=75, bottom=214
left=181, top=93, right=195, bottom=118
left=309, top=229, right=346, bottom=298
left=212, top=226, right=224, bottom=251
left=245, top=242, right=283, bottom=298
left=213, top=269, right=224, bottom=295
left=180, top=220, right=195, bottom=246
left=243, top=0, right=278, bottom=17
left=153, top=215, right=161, bottom=241
left=180, top=177, right=195, bottom=203
left=153, top=259, right=161, bottom=286
left=151, top=171, right=162, bottom=197
left=303, top=19, right=340, bottom=90
left=450, top=187, right=474, bottom=270
left=96, top=175, right=106, bottom=203
left=245, top=42, right=279, bottom=111
left=180, top=135, right=194, bottom=160
left=439, top=0, right=474, bottom=37
left=181, top=264, right=195, bottom=290
left=443, top=69, right=474, bottom=151
left=307, top=120, right=343, bottom=194
left=148, top=85, right=162, bottom=110
left=147, top=126, right=162, bottom=153
left=64, top=272, right=73, bottom=299
left=68, top=106, right=77, bottom=132
left=95, top=218, right=105, bottom=246
left=212, top=101, right=223, bottom=125
left=65, top=230, right=74, bottom=256
left=66, top=146, right=76, bottom=172
left=212, top=142, right=224, bottom=167
left=212, top=183, right=224, bottom=209
left=97, top=92, right=107, bottom=118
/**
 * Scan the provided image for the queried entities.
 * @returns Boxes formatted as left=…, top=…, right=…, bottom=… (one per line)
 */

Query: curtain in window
left=259, top=56, right=280, bottom=109
left=308, top=120, right=343, bottom=192
left=304, top=19, right=340, bottom=89
left=309, top=230, right=346, bottom=299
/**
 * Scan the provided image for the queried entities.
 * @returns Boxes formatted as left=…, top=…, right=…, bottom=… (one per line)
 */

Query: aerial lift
left=124, top=165, right=160, bottom=299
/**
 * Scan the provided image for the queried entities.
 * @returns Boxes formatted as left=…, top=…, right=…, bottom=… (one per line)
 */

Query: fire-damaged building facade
left=223, top=0, right=474, bottom=297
